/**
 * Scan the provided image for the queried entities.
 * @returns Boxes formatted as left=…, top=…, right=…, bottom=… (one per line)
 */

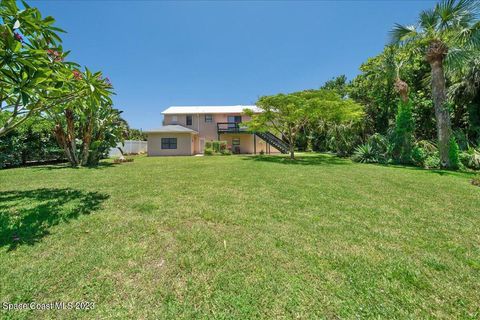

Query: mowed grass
left=0, top=153, right=479, bottom=319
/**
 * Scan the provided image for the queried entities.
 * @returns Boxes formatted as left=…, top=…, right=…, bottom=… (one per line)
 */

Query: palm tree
left=391, top=0, right=479, bottom=168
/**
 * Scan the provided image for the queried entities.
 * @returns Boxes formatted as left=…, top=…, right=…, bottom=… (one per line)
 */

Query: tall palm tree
left=391, top=0, right=479, bottom=168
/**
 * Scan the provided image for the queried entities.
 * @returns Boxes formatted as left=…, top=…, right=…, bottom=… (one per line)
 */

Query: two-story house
left=145, top=105, right=288, bottom=156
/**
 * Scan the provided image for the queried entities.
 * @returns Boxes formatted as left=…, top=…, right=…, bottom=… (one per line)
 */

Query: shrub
left=352, top=143, right=378, bottom=163
left=206, top=141, right=227, bottom=154
left=412, top=146, right=428, bottom=167
left=448, top=137, right=460, bottom=170
left=424, top=154, right=440, bottom=169
left=204, top=148, right=214, bottom=156
left=220, top=149, right=232, bottom=156
left=391, top=100, right=414, bottom=164
left=459, top=147, right=480, bottom=170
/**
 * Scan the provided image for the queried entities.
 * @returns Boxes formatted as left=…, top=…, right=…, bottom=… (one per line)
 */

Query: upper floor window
left=186, top=115, right=193, bottom=126
left=205, top=114, right=213, bottom=123
left=172, top=115, right=178, bottom=124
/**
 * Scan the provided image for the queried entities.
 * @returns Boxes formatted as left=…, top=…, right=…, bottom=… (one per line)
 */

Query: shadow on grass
left=375, top=162, right=478, bottom=178
left=33, top=162, right=117, bottom=171
left=0, top=188, right=109, bottom=251
left=242, top=153, right=350, bottom=166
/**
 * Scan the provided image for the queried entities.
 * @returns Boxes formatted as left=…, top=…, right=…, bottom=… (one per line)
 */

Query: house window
left=171, top=115, right=178, bottom=124
left=205, top=114, right=213, bottom=123
left=186, top=115, right=193, bottom=126
left=161, top=138, right=177, bottom=149
left=232, top=138, right=240, bottom=146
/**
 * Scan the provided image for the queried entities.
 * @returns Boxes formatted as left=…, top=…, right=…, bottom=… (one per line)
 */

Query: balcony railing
left=217, top=122, right=250, bottom=134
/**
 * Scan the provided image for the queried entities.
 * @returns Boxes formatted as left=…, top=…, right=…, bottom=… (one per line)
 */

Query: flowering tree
left=0, top=0, right=90, bottom=137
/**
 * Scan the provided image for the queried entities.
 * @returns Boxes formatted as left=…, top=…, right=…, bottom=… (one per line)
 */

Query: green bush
left=424, top=154, right=441, bottom=169
left=205, top=141, right=227, bottom=154
left=412, top=146, right=428, bottom=167
left=459, top=147, right=480, bottom=170
left=391, top=100, right=414, bottom=164
left=352, top=143, right=378, bottom=163
left=448, top=137, right=460, bottom=170
left=220, top=149, right=232, bottom=156
left=204, top=148, right=214, bottom=156
left=0, top=115, right=63, bottom=168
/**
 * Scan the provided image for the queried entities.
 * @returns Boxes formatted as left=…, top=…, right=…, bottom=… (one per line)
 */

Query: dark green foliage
left=391, top=101, right=414, bottom=164
left=448, top=137, right=461, bottom=170
left=127, top=128, right=147, bottom=141
left=0, top=115, right=62, bottom=168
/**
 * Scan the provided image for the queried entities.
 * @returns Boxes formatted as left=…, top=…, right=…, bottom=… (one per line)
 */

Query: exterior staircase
left=255, top=132, right=289, bottom=154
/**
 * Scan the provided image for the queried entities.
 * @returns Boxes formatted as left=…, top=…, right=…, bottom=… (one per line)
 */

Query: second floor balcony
left=217, top=122, right=251, bottom=134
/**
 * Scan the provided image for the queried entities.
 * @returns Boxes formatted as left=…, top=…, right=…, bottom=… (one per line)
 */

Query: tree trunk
left=429, top=59, right=452, bottom=168
left=289, top=136, right=295, bottom=160
left=80, top=118, right=93, bottom=166
left=426, top=40, right=452, bottom=168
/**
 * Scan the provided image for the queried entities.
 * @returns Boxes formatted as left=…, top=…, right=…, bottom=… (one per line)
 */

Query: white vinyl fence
left=109, top=140, right=147, bottom=157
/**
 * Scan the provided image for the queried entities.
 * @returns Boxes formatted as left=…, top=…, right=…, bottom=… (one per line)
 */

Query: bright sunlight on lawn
left=1, top=154, right=479, bottom=319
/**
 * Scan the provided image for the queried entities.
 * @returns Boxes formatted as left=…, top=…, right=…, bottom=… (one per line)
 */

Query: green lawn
left=0, top=154, right=479, bottom=319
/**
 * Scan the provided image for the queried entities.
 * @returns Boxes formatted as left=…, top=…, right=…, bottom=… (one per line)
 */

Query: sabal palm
left=391, top=0, right=479, bottom=168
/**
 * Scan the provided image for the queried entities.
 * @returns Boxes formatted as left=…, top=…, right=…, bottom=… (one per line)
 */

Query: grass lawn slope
left=0, top=154, right=479, bottom=319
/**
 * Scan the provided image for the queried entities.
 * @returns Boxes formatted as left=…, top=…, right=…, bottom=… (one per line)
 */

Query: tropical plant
left=0, top=0, right=89, bottom=137
left=48, top=68, right=121, bottom=167
left=325, top=121, right=366, bottom=157
left=352, top=143, right=378, bottom=163
left=391, top=0, right=480, bottom=168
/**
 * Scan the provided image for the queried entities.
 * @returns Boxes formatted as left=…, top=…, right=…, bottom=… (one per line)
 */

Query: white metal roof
left=162, top=105, right=261, bottom=115
left=144, top=125, right=198, bottom=134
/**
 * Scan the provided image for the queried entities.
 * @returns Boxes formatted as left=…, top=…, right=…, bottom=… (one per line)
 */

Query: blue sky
left=35, top=0, right=435, bottom=130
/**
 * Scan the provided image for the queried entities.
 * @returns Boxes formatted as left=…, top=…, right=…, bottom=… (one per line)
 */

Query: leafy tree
left=246, top=89, right=363, bottom=160
left=391, top=0, right=480, bottom=168
left=48, top=68, right=122, bottom=167
left=127, top=128, right=147, bottom=141
left=321, top=75, right=349, bottom=98
left=0, top=0, right=90, bottom=137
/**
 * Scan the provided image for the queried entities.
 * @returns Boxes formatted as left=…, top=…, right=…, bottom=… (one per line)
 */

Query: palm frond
left=444, top=47, right=473, bottom=73
left=390, top=23, right=419, bottom=44
left=419, top=8, right=439, bottom=30
left=436, top=0, right=478, bottom=30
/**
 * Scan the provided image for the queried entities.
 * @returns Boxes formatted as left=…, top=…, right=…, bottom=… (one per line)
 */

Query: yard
left=0, top=154, right=479, bottom=319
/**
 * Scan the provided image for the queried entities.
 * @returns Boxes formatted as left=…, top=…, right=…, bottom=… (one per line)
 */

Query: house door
left=199, top=138, right=205, bottom=153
